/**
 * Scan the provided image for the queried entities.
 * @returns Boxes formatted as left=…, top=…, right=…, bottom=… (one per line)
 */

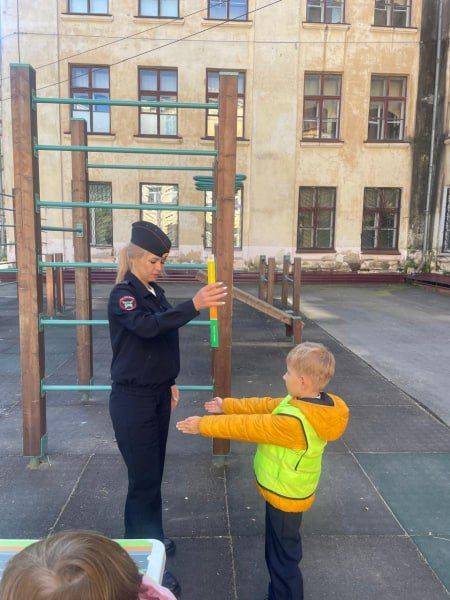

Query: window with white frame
left=140, top=184, right=179, bottom=247
left=306, top=0, right=345, bottom=24
left=139, top=0, right=179, bottom=17
left=71, top=65, right=110, bottom=134
left=442, top=188, right=450, bottom=253
left=89, top=182, right=113, bottom=247
left=374, top=1, right=412, bottom=28
left=204, top=190, right=243, bottom=249
left=68, top=0, right=109, bottom=14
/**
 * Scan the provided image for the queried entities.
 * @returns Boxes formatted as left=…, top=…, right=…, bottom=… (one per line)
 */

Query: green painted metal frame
left=33, top=96, right=219, bottom=110
left=37, top=199, right=216, bottom=212
left=39, top=260, right=207, bottom=270
left=42, top=225, right=83, bottom=234
left=88, top=163, right=214, bottom=172
left=41, top=383, right=214, bottom=392
left=40, top=318, right=211, bottom=327
left=35, top=145, right=217, bottom=157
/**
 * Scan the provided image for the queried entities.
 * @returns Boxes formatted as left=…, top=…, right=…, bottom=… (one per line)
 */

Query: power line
left=2, top=31, right=425, bottom=45
left=0, top=2, right=224, bottom=83
left=1, top=0, right=284, bottom=102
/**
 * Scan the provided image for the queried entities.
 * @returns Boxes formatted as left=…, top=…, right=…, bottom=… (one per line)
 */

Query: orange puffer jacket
left=199, top=393, right=349, bottom=512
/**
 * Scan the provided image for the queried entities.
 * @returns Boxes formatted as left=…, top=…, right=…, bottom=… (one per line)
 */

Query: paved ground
left=299, top=284, right=450, bottom=426
left=0, top=281, right=449, bottom=599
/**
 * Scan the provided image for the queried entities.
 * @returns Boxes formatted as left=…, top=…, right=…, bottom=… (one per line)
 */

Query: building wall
left=1, top=0, right=425, bottom=270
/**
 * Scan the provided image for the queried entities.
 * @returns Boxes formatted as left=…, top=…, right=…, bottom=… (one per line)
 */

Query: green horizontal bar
left=41, top=318, right=211, bottom=327
left=42, top=384, right=214, bottom=392
left=0, top=224, right=15, bottom=228
left=0, top=243, right=15, bottom=247
left=35, top=145, right=217, bottom=157
left=194, top=175, right=246, bottom=181
left=38, top=200, right=216, bottom=212
left=39, top=260, right=207, bottom=270
left=34, top=96, right=219, bottom=110
left=88, top=163, right=214, bottom=172
left=42, top=225, right=82, bottom=233
left=0, top=267, right=18, bottom=272
left=1, top=207, right=14, bottom=212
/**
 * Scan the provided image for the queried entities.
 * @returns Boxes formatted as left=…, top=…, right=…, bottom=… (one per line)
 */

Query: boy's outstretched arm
left=208, top=396, right=284, bottom=415
left=176, top=413, right=307, bottom=450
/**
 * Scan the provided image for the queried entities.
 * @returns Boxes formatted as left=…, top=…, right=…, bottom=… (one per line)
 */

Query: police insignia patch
left=119, top=296, right=137, bottom=311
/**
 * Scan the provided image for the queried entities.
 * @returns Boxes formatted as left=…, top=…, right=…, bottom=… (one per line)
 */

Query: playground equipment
left=233, top=255, right=303, bottom=344
left=10, top=63, right=239, bottom=464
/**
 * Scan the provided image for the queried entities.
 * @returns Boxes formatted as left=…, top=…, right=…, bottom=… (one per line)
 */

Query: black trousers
left=265, top=502, right=304, bottom=600
left=109, top=384, right=171, bottom=540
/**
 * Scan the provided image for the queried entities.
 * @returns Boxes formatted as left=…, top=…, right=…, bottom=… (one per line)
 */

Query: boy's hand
left=204, top=397, right=224, bottom=414
left=176, top=416, right=202, bottom=435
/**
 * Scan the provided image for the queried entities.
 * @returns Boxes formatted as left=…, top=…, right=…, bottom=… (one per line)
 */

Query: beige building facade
left=2, top=0, right=445, bottom=272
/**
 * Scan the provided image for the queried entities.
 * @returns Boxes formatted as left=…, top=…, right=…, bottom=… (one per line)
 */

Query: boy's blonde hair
left=0, top=531, right=142, bottom=600
left=287, top=342, right=335, bottom=389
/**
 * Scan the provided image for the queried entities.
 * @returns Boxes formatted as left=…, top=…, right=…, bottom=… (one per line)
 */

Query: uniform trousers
left=109, top=383, right=171, bottom=540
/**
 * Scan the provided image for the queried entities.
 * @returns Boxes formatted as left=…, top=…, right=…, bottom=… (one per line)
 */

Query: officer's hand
left=193, top=283, right=227, bottom=311
left=171, top=385, right=180, bottom=411
left=176, top=416, right=202, bottom=435
left=204, top=397, right=224, bottom=414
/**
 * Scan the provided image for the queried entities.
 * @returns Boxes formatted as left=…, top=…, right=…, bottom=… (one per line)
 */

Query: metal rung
left=40, top=318, right=212, bottom=327
left=42, top=225, right=83, bottom=234
left=33, top=96, right=219, bottom=110
left=37, top=200, right=217, bottom=212
left=39, top=260, right=208, bottom=270
left=35, top=145, right=217, bottom=157
left=42, top=384, right=214, bottom=392
left=88, top=163, right=214, bottom=172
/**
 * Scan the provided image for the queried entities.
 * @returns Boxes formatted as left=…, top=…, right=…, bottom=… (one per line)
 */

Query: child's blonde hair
left=0, top=531, right=142, bottom=600
left=287, top=342, right=335, bottom=389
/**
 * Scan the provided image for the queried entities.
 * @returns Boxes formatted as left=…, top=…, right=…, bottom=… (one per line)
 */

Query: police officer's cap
left=131, top=221, right=171, bottom=257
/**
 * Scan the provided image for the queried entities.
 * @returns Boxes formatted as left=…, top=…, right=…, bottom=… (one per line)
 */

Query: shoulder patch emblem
left=119, top=295, right=137, bottom=311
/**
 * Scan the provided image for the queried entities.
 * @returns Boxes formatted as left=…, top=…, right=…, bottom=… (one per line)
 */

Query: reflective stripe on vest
left=253, top=395, right=327, bottom=500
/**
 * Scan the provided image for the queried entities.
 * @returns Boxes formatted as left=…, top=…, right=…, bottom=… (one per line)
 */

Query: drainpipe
left=421, top=0, right=443, bottom=268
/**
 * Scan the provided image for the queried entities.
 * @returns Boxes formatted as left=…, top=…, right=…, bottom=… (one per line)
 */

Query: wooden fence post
left=281, top=254, right=290, bottom=308
left=212, top=73, right=238, bottom=456
left=55, top=252, right=65, bottom=313
left=267, top=257, right=276, bottom=305
left=258, top=255, right=266, bottom=300
left=11, top=63, right=47, bottom=463
left=45, top=253, right=56, bottom=317
left=71, top=119, right=93, bottom=390
left=292, top=257, right=302, bottom=316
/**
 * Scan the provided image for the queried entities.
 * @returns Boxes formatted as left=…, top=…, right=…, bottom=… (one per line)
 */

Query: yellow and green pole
left=207, top=257, right=219, bottom=348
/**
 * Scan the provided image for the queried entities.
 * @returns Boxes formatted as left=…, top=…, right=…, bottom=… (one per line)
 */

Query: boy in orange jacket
left=177, top=342, right=349, bottom=600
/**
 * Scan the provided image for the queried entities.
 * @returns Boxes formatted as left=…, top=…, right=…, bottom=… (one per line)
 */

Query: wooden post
left=292, top=318, right=303, bottom=345
left=267, top=257, right=276, bottom=305
left=292, top=257, right=302, bottom=315
left=71, top=119, right=93, bottom=388
left=55, top=252, right=65, bottom=313
left=11, top=64, right=46, bottom=462
left=45, top=253, right=56, bottom=317
left=258, top=255, right=266, bottom=300
left=212, top=73, right=238, bottom=456
left=281, top=254, right=290, bottom=308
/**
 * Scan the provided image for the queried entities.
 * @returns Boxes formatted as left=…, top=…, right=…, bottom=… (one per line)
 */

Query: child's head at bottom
left=0, top=531, right=143, bottom=600
left=284, top=342, right=335, bottom=398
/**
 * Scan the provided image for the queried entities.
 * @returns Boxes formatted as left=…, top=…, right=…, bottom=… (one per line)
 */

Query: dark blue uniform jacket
left=108, top=271, right=199, bottom=389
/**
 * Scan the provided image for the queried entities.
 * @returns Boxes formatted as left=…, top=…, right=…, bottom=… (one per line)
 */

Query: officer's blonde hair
left=287, top=342, right=335, bottom=389
left=116, top=243, right=147, bottom=284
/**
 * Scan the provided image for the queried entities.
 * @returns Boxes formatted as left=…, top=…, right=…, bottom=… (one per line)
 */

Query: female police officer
left=108, top=221, right=227, bottom=597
